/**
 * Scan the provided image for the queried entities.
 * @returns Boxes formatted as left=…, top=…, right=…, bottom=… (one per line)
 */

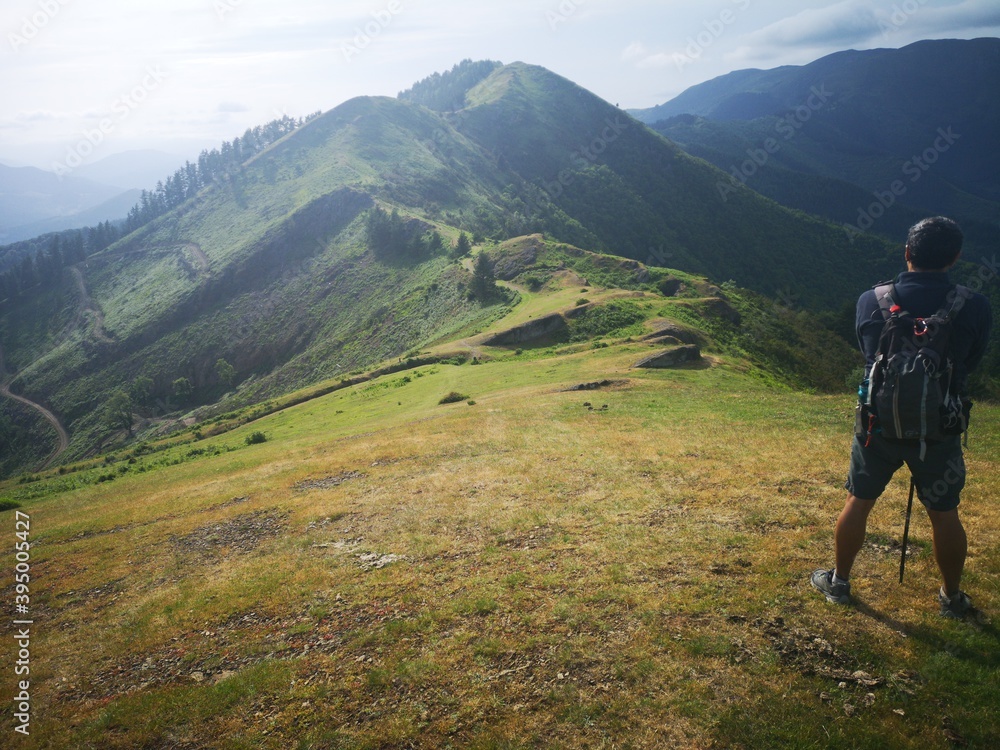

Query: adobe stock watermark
left=672, top=0, right=751, bottom=71
left=419, top=108, right=470, bottom=156
left=717, top=84, right=833, bottom=202
left=12, top=511, right=33, bottom=736
left=51, top=66, right=168, bottom=178
left=546, top=0, right=587, bottom=31
left=214, top=0, right=245, bottom=22
left=645, top=245, right=674, bottom=267
left=8, top=0, right=72, bottom=52
left=879, top=0, right=930, bottom=38
left=341, top=1, right=403, bottom=63
left=843, top=126, right=960, bottom=242
left=523, top=116, right=630, bottom=217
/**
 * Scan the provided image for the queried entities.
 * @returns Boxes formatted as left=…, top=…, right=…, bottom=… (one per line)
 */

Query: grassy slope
left=0, top=94, right=523, bottom=471
left=2, top=266, right=997, bottom=749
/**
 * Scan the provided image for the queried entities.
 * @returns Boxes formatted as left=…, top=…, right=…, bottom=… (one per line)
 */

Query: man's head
left=905, top=216, right=963, bottom=271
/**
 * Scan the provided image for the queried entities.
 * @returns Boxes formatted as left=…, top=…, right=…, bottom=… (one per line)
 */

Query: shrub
left=439, top=392, right=470, bottom=405
left=569, top=300, right=646, bottom=342
left=522, top=274, right=546, bottom=291
left=245, top=431, right=267, bottom=445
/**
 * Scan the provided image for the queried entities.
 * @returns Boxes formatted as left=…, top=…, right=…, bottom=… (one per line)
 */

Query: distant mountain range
left=629, top=38, right=1000, bottom=250
left=72, top=149, right=189, bottom=191
left=0, top=150, right=187, bottom=243
left=0, top=164, right=122, bottom=242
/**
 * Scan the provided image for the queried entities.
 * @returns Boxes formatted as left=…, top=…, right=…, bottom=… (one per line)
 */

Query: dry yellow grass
left=2, top=342, right=998, bottom=748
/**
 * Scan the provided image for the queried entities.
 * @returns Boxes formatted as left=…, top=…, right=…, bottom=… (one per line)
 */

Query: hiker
left=812, top=216, right=991, bottom=617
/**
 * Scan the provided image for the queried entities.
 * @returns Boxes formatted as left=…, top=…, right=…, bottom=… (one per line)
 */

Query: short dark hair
left=906, top=216, right=963, bottom=270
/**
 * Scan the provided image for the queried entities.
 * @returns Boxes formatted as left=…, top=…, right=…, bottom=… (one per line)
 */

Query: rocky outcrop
left=700, top=297, right=741, bottom=325
left=561, top=379, right=629, bottom=392
left=641, top=322, right=702, bottom=346
left=634, top=345, right=702, bottom=369
left=492, top=243, right=540, bottom=281
left=481, top=313, right=568, bottom=346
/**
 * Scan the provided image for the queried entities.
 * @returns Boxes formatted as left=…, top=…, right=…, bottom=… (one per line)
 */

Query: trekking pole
left=899, top=477, right=915, bottom=583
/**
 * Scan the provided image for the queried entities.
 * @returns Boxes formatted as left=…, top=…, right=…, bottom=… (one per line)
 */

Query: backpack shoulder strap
left=938, top=284, right=969, bottom=322
left=873, top=283, right=898, bottom=320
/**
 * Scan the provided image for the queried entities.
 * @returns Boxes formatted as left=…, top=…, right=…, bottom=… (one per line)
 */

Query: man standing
left=812, top=216, right=991, bottom=618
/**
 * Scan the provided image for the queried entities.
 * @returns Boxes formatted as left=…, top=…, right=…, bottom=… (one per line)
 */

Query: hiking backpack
left=861, top=282, right=970, bottom=457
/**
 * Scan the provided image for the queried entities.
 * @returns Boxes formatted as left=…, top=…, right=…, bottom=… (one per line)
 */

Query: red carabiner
left=864, top=413, right=877, bottom=448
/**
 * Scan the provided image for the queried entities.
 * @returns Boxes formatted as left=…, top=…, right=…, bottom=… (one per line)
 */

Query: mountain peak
left=397, top=59, right=503, bottom=111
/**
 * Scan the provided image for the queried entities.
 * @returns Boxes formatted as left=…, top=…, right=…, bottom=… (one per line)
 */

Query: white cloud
left=736, top=0, right=1000, bottom=60
left=739, top=0, right=883, bottom=51
left=622, top=41, right=646, bottom=61
left=0, top=110, right=75, bottom=130
left=621, top=41, right=675, bottom=69
left=881, top=0, right=1000, bottom=37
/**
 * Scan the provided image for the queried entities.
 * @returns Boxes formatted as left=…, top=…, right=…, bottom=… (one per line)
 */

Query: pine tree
left=453, top=232, right=472, bottom=259
left=471, top=252, right=497, bottom=302
left=427, top=230, right=444, bottom=254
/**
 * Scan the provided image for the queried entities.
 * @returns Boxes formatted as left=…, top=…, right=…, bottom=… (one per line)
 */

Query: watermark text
left=12, top=511, right=33, bottom=736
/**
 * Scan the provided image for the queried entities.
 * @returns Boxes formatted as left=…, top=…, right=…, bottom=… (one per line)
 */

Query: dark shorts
left=845, top=433, right=965, bottom=512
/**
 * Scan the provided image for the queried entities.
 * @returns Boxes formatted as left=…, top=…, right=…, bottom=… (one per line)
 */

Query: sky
left=2, top=0, right=999, bottom=171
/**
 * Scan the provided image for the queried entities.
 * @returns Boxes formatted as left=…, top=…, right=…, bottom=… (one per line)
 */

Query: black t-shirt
left=856, top=271, right=992, bottom=393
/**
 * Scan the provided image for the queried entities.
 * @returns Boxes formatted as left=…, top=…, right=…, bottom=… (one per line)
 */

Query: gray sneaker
left=939, top=588, right=974, bottom=619
left=811, top=569, right=851, bottom=604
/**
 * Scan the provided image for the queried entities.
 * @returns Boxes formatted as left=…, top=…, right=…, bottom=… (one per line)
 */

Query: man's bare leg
left=834, top=494, right=877, bottom=580
left=926, top=508, right=967, bottom=596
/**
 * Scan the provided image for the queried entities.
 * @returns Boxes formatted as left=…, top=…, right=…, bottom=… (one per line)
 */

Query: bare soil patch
left=170, top=510, right=288, bottom=557
left=294, top=471, right=365, bottom=491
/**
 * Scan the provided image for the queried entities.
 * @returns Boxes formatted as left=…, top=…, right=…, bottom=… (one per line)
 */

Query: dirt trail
left=70, top=265, right=114, bottom=344
left=0, top=343, right=70, bottom=467
left=184, top=243, right=209, bottom=274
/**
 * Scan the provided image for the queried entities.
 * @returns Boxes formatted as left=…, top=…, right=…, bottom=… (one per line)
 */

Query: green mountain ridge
left=0, top=57, right=971, bottom=478
left=439, top=61, right=897, bottom=305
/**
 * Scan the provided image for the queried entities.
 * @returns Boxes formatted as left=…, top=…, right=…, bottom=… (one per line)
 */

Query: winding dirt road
left=1, top=243, right=206, bottom=470
left=0, top=343, right=70, bottom=468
